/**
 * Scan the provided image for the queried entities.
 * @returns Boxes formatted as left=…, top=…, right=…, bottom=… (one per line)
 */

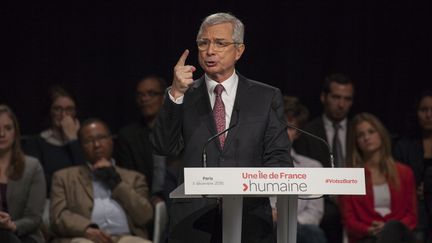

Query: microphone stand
left=202, top=123, right=238, bottom=167
left=285, top=123, right=335, bottom=168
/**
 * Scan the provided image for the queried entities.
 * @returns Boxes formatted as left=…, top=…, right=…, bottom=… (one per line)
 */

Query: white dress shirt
left=168, top=71, right=239, bottom=129
left=89, top=160, right=130, bottom=235
left=270, top=149, right=324, bottom=225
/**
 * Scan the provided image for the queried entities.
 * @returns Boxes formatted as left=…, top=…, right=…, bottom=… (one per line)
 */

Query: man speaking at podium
left=152, top=12, right=292, bottom=243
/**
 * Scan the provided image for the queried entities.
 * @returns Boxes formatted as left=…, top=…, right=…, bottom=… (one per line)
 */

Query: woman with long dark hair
left=394, top=90, right=432, bottom=242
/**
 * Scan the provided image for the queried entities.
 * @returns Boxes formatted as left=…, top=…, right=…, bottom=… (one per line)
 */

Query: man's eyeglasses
left=196, top=39, right=243, bottom=52
left=81, top=134, right=111, bottom=146
left=51, top=106, right=76, bottom=114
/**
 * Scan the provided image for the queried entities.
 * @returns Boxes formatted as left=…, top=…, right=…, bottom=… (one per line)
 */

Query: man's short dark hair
left=78, top=118, right=112, bottom=142
left=283, top=96, right=309, bottom=128
left=322, top=73, right=353, bottom=94
left=137, top=74, right=167, bottom=92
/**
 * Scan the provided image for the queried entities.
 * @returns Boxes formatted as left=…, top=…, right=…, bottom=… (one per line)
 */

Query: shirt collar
left=205, top=71, right=238, bottom=97
left=322, top=114, right=347, bottom=130
left=40, top=129, right=67, bottom=146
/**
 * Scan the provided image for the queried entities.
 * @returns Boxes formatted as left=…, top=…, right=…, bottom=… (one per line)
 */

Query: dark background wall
left=1, top=1, right=431, bottom=136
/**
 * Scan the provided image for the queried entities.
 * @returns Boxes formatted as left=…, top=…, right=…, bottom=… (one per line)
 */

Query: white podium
left=171, top=167, right=365, bottom=243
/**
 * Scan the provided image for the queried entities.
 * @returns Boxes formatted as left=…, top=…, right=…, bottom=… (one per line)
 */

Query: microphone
left=202, top=109, right=239, bottom=167
left=285, top=122, right=334, bottom=168
left=270, top=103, right=334, bottom=168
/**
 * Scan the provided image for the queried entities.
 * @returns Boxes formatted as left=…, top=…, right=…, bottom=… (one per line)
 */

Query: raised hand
left=367, top=221, right=385, bottom=236
left=92, top=158, right=113, bottom=170
left=171, top=49, right=196, bottom=99
left=0, top=212, right=16, bottom=231
left=85, top=227, right=113, bottom=243
left=60, top=115, right=80, bottom=141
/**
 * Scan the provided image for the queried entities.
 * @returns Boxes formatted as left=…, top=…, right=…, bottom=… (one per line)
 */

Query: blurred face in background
left=355, top=121, right=382, bottom=157
left=321, top=82, right=354, bottom=123
left=417, top=96, right=432, bottom=132
left=51, top=96, right=76, bottom=128
left=136, top=78, right=164, bottom=121
left=80, top=122, right=113, bottom=163
left=286, top=117, right=300, bottom=142
left=0, top=113, right=15, bottom=153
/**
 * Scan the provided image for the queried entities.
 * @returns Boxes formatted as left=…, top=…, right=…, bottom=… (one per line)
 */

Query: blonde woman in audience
left=0, top=105, right=46, bottom=243
left=340, top=113, right=417, bottom=243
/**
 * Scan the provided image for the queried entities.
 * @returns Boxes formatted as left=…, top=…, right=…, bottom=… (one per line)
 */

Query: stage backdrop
left=1, top=1, right=431, bottom=137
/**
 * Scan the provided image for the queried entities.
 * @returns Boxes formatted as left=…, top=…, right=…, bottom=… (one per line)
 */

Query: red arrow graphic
left=243, top=183, right=248, bottom=191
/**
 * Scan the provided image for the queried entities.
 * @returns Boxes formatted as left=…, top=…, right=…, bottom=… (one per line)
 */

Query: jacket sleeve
left=66, top=139, right=86, bottom=166
left=14, top=160, right=46, bottom=237
left=114, top=132, right=135, bottom=170
left=111, top=169, right=153, bottom=227
left=263, top=88, right=293, bottom=167
left=424, top=167, right=432, bottom=220
left=340, top=196, right=370, bottom=240
left=151, top=93, right=185, bottom=157
left=399, top=167, right=418, bottom=230
left=50, top=172, right=92, bottom=237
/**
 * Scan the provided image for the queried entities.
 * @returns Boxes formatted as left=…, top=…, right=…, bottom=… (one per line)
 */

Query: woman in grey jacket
left=0, top=104, right=46, bottom=243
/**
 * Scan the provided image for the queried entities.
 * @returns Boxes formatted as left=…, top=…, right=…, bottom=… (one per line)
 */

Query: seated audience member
left=424, top=166, right=432, bottom=241
left=293, top=73, right=355, bottom=243
left=393, top=90, right=432, bottom=242
left=115, top=75, right=178, bottom=204
left=49, top=118, right=153, bottom=243
left=340, top=113, right=417, bottom=243
left=0, top=105, right=46, bottom=243
left=23, top=85, right=85, bottom=195
left=271, top=96, right=326, bottom=243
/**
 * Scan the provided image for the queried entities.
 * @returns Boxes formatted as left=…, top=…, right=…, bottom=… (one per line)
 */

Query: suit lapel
left=192, top=77, right=219, bottom=148
left=77, top=166, right=94, bottom=200
left=223, top=75, right=250, bottom=151
left=318, top=118, right=328, bottom=141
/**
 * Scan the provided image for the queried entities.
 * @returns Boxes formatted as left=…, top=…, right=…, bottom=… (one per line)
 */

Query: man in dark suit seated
left=152, top=12, right=292, bottom=243
left=115, top=75, right=178, bottom=204
left=50, top=118, right=153, bottom=243
left=293, top=73, right=355, bottom=243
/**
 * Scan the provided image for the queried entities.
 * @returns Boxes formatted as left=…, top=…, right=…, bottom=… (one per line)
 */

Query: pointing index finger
left=176, top=49, right=189, bottom=67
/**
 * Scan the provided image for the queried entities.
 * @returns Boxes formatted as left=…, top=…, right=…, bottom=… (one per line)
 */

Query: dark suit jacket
left=393, top=137, right=424, bottom=185
left=115, top=121, right=155, bottom=188
left=22, top=134, right=85, bottom=195
left=50, top=164, right=153, bottom=243
left=294, top=116, right=351, bottom=168
left=152, top=74, right=292, bottom=243
left=293, top=116, right=331, bottom=167
left=6, top=156, right=46, bottom=243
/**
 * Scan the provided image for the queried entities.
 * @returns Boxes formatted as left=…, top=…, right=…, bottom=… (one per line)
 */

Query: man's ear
left=235, top=44, right=245, bottom=61
left=320, top=92, right=326, bottom=105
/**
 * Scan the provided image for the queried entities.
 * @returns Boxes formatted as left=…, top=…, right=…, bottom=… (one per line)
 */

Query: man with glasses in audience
left=50, top=118, right=153, bottom=243
left=115, top=75, right=173, bottom=203
left=152, top=12, right=291, bottom=243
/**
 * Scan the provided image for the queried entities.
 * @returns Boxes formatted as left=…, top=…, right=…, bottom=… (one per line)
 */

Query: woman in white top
left=340, top=112, right=417, bottom=243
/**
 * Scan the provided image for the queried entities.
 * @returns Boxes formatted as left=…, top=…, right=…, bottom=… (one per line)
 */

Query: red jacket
left=340, top=162, right=417, bottom=243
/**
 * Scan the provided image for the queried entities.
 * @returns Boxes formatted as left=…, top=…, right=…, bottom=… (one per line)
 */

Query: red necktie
left=213, top=84, right=226, bottom=148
